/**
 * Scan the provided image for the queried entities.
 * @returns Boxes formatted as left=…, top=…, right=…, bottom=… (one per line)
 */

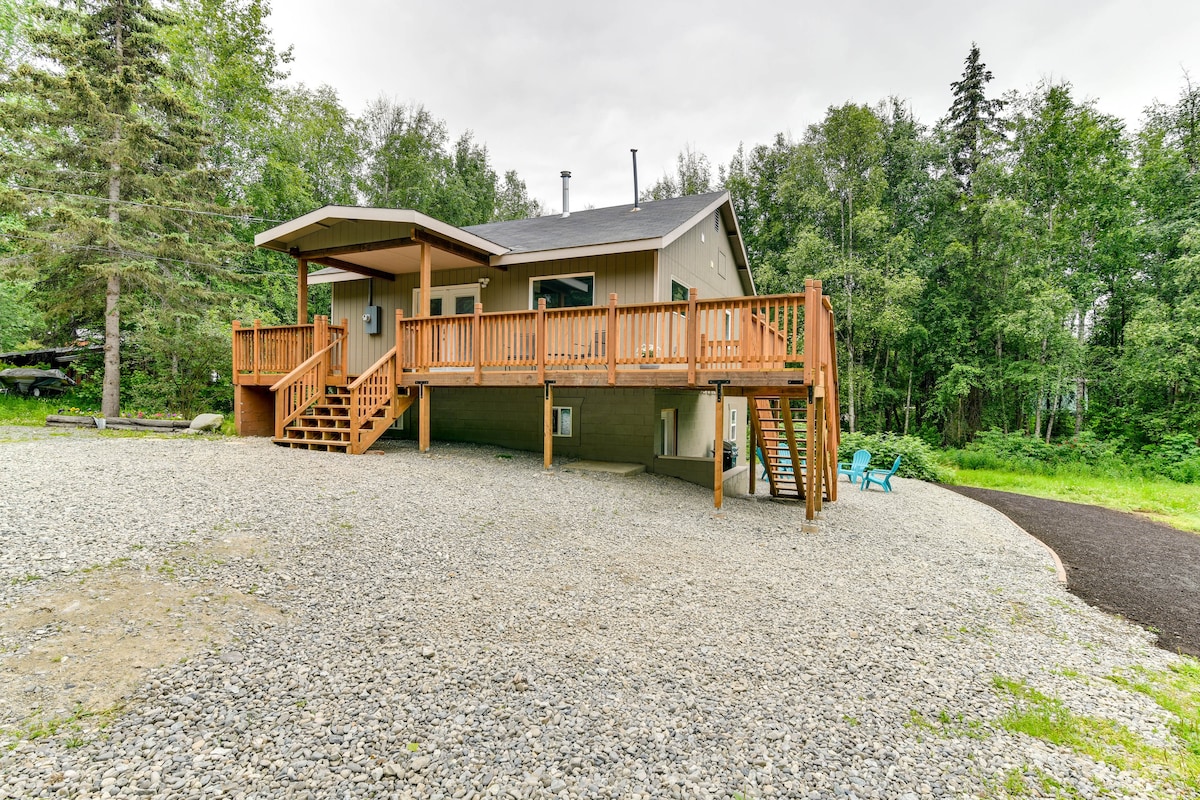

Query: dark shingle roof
left=463, top=191, right=727, bottom=254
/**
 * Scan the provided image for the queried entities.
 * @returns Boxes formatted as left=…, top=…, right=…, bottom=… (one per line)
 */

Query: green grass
left=0, top=394, right=59, bottom=426
left=1108, top=660, right=1200, bottom=760
left=948, top=467, right=1200, bottom=534
left=993, top=675, right=1200, bottom=792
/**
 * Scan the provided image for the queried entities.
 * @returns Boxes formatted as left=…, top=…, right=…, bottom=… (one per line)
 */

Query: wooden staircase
left=275, top=386, right=413, bottom=453
left=750, top=393, right=834, bottom=518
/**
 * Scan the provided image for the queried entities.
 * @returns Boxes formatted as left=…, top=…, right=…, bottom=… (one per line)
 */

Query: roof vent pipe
left=631, top=149, right=640, bottom=211
left=561, top=171, right=571, bottom=218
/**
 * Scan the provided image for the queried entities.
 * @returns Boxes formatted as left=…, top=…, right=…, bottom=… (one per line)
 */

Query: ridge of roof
left=463, top=191, right=729, bottom=254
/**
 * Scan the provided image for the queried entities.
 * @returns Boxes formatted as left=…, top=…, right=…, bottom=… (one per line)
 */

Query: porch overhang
left=254, top=206, right=510, bottom=280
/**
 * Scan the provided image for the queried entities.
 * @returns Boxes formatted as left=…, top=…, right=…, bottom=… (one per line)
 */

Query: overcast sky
left=267, top=0, right=1200, bottom=213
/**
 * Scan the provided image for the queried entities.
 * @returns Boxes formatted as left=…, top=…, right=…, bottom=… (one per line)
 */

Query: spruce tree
left=0, top=0, right=234, bottom=417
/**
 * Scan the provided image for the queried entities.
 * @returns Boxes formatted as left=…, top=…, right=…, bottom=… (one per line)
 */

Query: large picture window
left=531, top=274, right=594, bottom=309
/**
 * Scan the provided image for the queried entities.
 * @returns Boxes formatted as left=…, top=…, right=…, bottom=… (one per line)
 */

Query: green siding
left=332, top=251, right=656, bottom=374
left=660, top=211, right=747, bottom=301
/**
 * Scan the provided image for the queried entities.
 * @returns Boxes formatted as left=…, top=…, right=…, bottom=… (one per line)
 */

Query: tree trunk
left=101, top=3, right=124, bottom=419
left=1074, top=308, right=1086, bottom=435
left=903, top=359, right=914, bottom=436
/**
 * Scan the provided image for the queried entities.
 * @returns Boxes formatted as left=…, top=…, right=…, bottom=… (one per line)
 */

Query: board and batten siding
left=658, top=210, right=747, bottom=301
left=331, top=251, right=655, bottom=375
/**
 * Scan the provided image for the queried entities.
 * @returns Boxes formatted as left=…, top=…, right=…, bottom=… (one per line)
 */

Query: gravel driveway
left=0, top=427, right=1188, bottom=798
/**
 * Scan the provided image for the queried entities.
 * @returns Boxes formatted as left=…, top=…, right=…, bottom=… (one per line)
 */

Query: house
left=232, top=188, right=840, bottom=518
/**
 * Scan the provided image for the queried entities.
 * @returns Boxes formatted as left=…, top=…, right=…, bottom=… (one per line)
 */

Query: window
left=531, top=274, right=594, bottom=309
left=551, top=406, right=573, bottom=437
left=671, top=279, right=690, bottom=303
left=729, top=408, right=737, bottom=443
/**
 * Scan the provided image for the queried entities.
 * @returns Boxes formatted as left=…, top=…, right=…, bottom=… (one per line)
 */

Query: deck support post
left=747, top=392, right=756, bottom=495
left=711, top=380, right=729, bottom=510
left=543, top=381, right=555, bottom=470
left=297, top=258, right=308, bottom=324
left=417, top=381, right=430, bottom=453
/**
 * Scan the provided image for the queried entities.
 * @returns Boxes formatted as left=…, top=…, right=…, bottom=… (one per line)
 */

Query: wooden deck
left=234, top=290, right=828, bottom=392
left=232, top=281, right=841, bottom=518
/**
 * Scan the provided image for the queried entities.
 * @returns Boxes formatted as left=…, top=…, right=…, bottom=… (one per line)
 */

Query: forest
left=1, top=0, right=1198, bottom=472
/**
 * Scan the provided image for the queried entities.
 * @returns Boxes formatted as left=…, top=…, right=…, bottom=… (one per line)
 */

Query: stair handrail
left=269, top=333, right=346, bottom=438
left=347, top=346, right=398, bottom=451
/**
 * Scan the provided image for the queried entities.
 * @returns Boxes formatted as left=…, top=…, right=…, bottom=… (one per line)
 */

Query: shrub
left=837, top=432, right=952, bottom=482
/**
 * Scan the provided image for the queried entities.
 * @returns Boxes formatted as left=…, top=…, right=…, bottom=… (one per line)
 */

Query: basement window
left=552, top=406, right=573, bottom=437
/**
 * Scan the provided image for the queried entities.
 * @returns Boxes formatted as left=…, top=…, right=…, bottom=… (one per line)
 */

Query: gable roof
left=465, top=191, right=727, bottom=254
left=258, top=191, right=752, bottom=292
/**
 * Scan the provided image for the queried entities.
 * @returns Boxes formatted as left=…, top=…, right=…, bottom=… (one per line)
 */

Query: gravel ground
left=0, top=426, right=1190, bottom=799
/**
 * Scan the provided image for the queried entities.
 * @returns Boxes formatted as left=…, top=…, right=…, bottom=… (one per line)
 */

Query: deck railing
left=232, top=316, right=348, bottom=385
left=233, top=290, right=833, bottom=389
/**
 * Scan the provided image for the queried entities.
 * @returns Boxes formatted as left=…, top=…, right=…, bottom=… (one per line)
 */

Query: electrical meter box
left=362, top=305, right=382, bottom=335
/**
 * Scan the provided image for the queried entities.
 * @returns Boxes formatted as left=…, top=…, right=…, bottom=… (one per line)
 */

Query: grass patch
left=0, top=394, right=58, bottom=426
left=1108, top=660, right=1200, bottom=759
left=1, top=703, right=117, bottom=750
left=993, top=675, right=1200, bottom=792
left=948, top=467, right=1200, bottom=534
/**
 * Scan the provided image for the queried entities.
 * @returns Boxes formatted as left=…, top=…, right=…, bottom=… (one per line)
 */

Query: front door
left=413, top=284, right=481, bottom=367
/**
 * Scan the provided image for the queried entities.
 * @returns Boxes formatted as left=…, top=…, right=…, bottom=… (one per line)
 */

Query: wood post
left=339, top=317, right=348, bottom=381
left=607, top=293, right=618, bottom=386
left=536, top=297, right=546, bottom=384
left=252, top=319, right=261, bottom=384
left=714, top=385, right=724, bottom=510
left=543, top=382, right=553, bottom=470
left=687, top=288, right=698, bottom=387
left=297, top=258, right=308, bottom=324
left=813, top=387, right=825, bottom=514
left=473, top=302, right=483, bottom=386
left=805, top=392, right=817, bottom=521
left=418, top=383, right=431, bottom=453
left=419, top=242, right=432, bottom=317
left=232, top=320, right=241, bottom=385
left=314, top=315, right=328, bottom=383
left=419, top=241, right=432, bottom=371
left=748, top=397, right=756, bottom=495
left=395, top=309, right=406, bottom=372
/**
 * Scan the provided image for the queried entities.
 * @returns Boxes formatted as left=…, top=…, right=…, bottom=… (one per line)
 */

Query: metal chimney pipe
left=561, top=171, right=571, bottom=218
left=631, top=149, right=640, bottom=211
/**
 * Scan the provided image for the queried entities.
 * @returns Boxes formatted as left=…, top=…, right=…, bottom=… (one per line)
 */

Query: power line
left=7, top=185, right=287, bottom=225
left=0, top=231, right=296, bottom=277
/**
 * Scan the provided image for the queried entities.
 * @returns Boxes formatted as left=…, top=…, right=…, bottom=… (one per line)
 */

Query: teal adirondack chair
left=860, top=455, right=902, bottom=492
left=757, top=445, right=793, bottom=479
left=837, top=449, right=872, bottom=485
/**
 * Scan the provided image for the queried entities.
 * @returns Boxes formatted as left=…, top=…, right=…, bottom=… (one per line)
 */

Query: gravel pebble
left=0, top=427, right=1188, bottom=798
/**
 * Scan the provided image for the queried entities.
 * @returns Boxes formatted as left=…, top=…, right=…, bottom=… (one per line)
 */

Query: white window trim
left=551, top=406, right=573, bottom=437
left=528, top=271, right=596, bottom=309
